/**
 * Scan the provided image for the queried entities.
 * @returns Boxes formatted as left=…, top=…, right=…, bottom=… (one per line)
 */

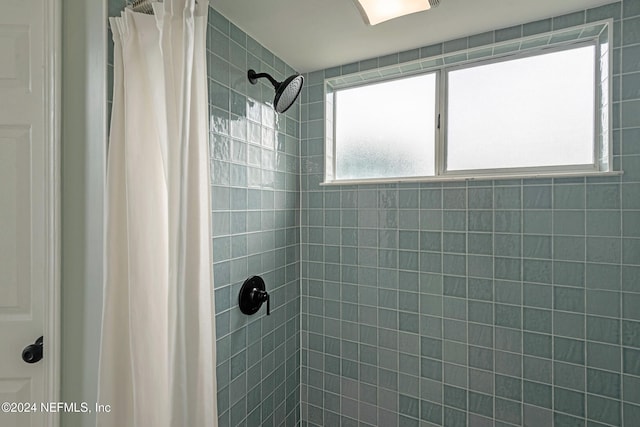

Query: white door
left=0, top=0, right=59, bottom=425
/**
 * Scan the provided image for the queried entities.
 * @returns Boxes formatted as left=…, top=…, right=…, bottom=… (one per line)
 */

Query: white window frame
left=332, top=71, right=441, bottom=181
left=441, top=41, right=600, bottom=178
left=323, top=20, right=617, bottom=185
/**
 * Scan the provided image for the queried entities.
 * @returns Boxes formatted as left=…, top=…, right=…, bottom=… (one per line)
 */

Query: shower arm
left=247, top=70, right=280, bottom=89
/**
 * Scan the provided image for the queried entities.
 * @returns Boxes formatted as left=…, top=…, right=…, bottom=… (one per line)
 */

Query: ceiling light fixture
left=353, top=0, right=435, bottom=26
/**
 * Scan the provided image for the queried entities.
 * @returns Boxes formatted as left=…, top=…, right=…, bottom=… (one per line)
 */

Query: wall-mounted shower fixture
left=238, top=276, right=270, bottom=316
left=247, top=69, right=304, bottom=114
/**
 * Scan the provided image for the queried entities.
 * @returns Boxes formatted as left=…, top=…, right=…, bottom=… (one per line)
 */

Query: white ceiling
left=214, top=0, right=614, bottom=73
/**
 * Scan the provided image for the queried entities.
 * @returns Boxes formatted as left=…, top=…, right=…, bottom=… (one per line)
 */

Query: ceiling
left=214, top=0, right=614, bottom=73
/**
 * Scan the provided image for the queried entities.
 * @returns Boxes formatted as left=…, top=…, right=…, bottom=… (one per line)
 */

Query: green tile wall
left=207, top=8, right=301, bottom=427
left=108, top=3, right=301, bottom=426
left=300, top=2, right=640, bottom=426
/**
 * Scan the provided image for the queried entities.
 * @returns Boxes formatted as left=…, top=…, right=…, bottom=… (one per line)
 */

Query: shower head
left=247, top=69, right=304, bottom=114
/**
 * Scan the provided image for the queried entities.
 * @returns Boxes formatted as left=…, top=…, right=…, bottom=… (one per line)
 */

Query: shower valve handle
left=238, top=276, right=270, bottom=316
left=253, top=289, right=270, bottom=316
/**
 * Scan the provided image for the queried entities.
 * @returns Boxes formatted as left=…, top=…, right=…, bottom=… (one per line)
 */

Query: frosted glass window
left=325, top=27, right=611, bottom=184
left=446, top=45, right=596, bottom=171
left=334, top=73, right=436, bottom=180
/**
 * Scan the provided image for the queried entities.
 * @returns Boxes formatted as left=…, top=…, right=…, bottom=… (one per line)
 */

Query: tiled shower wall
left=300, top=2, right=640, bottom=426
left=107, top=3, right=301, bottom=426
left=206, top=8, right=301, bottom=427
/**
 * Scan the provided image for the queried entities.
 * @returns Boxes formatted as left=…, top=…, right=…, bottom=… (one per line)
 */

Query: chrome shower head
left=247, top=69, right=304, bottom=114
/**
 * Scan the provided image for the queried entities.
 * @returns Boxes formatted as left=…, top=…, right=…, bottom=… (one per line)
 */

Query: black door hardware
left=22, top=336, right=43, bottom=364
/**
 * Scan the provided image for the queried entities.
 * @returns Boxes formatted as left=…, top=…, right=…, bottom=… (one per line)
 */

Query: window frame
left=323, top=20, right=616, bottom=185
left=441, top=40, right=600, bottom=178
left=331, top=70, right=441, bottom=181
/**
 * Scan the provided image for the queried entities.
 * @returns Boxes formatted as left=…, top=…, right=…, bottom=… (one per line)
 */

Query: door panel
left=0, top=0, right=52, bottom=425
left=0, top=126, right=31, bottom=314
left=0, top=379, right=32, bottom=427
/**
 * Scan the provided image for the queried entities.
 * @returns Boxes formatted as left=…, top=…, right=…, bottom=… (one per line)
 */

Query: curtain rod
left=129, top=0, right=155, bottom=14
left=127, top=0, right=200, bottom=15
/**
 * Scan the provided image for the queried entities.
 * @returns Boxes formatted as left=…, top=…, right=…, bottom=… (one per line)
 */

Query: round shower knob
left=238, top=276, right=270, bottom=316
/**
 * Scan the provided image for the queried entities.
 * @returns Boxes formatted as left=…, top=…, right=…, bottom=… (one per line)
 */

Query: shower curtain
left=98, top=1, right=217, bottom=426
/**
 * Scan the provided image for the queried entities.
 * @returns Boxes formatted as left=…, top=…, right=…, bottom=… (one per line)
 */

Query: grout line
left=582, top=178, right=589, bottom=425
left=521, top=182, right=526, bottom=425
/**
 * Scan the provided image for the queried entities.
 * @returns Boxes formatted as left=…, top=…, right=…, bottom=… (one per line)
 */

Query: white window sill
left=321, top=170, right=623, bottom=186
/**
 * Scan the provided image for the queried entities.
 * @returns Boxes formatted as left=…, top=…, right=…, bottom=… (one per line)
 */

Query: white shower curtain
left=98, top=1, right=217, bottom=426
